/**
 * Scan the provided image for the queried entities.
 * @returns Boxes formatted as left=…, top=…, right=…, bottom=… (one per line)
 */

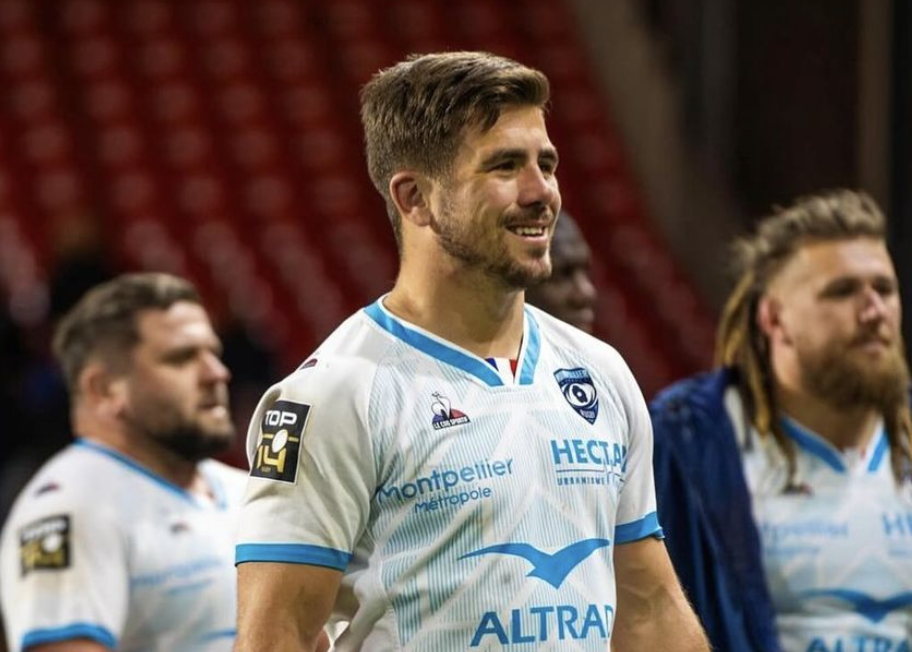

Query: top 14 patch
left=20, top=514, right=70, bottom=576
left=251, top=399, right=311, bottom=483
left=554, top=367, right=599, bottom=425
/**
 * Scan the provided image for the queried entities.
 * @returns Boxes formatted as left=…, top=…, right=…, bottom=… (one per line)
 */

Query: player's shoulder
left=275, top=304, right=403, bottom=398
left=1, top=444, right=123, bottom=540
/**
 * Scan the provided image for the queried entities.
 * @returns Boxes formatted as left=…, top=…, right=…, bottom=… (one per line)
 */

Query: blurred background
left=0, top=0, right=909, bottom=510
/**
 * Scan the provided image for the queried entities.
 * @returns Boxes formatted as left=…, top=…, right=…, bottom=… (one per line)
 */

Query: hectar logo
left=550, top=438, right=628, bottom=487
left=461, top=538, right=614, bottom=646
left=375, top=459, right=514, bottom=513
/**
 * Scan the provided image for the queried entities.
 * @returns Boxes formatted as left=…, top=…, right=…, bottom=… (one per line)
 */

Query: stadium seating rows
left=0, top=0, right=715, bottom=395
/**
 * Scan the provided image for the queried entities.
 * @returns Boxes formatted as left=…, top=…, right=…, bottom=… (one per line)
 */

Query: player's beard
left=798, top=333, right=911, bottom=412
left=123, top=400, right=235, bottom=462
left=432, top=195, right=552, bottom=289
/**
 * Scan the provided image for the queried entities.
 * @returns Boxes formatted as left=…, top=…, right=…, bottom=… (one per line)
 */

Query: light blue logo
left=802, top=589, right=912, bottom=623
left=460, top=538, right=611, bottom=588
left=554, top=368, right=599, bottom=424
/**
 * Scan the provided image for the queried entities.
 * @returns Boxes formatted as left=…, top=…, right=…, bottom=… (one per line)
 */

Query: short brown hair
left=360, top=51, right=551, bottom=247
left=53, top=272, right=202, bottom=395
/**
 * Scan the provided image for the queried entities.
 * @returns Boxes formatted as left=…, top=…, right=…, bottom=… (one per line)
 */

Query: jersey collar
left=75, top=438, right=227, bottom=508
left=363, top=297, right=541, bottom=388
left=779, top=417, right=888, bottom=475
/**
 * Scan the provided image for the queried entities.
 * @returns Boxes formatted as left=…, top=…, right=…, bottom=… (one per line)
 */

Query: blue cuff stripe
left=236, top=543, right=352, bottom=571
left=22, top=623, right=117, bottom=650
left=615, top=511, right=664, bottom=544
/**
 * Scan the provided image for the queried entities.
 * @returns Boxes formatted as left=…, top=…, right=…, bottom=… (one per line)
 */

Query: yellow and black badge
left=251, top=399, right=311, bottom=483
left=20, top=514, right=70, bottom=576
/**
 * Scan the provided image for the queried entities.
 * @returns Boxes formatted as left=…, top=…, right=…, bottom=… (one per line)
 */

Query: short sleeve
left=0, top=497, right=129, bottom=651
left=235, top=364, right=376, bottom=571
left=610, top=352, right=663, bottom=544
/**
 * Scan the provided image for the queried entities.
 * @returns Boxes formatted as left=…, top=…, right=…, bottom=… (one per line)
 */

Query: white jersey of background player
left=1, top=442, right=246, bottom=652
left=735, top=391, right=912, bottom=652
left=233, top=51, right=709, bottom=652
left=0, top=273, right=244, bottom=652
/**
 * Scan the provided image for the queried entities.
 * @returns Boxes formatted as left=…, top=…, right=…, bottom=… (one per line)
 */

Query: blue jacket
left=650, top=369, right=782, bottom=652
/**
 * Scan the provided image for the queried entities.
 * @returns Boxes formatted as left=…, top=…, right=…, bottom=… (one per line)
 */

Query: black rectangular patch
left=250, top=400, right=311, bottom=483
left=20, top=514, right=70, bottom=576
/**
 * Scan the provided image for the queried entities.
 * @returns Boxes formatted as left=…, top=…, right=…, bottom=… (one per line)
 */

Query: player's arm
left=235, top=561, right=339, bottom=652
left=611, top=537, right=709, bottom=651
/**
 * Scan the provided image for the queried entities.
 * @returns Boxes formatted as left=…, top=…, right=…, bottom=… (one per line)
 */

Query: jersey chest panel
left=754, top=472, right=912, bottom=652
left=357, top=361, right=630, bottom=650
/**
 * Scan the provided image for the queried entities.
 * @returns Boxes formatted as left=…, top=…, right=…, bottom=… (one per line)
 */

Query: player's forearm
left=611, top=583, right=709, bottom=651
left=234, top=563, right=338, bottom=652
left=234, top=626, right=329, bottom=652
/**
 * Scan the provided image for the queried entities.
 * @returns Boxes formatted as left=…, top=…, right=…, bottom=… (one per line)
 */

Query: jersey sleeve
left=609, top=350, right=664, bottom=544
left=235, top=361, right=376, bottom=572
left=0, top=492, right=128, bottom=651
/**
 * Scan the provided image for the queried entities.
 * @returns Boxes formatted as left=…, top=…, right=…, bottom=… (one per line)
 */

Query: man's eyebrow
left=479, top=148, right=527, bottom=166
left=479, top=146, right=559, bottom=167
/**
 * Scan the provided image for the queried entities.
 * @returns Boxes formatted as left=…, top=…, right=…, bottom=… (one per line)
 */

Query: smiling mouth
left=507, top=225, right=547, bottom=237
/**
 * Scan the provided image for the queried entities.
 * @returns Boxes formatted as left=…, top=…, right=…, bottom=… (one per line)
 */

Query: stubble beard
left=124, top=402, right=235, bottom=462
left=433, top=200, right=552, bottom=289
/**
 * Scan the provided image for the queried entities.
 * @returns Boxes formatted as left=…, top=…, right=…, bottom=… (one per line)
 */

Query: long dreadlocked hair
left=715, top=188, right=912, bottom=487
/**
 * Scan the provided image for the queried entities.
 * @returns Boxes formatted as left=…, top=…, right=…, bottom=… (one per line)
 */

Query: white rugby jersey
left=0, top=440, right=247, bottom=652
left=728, top=389, right=912, bottom=652
left=236, top=300, right=662, bottom=651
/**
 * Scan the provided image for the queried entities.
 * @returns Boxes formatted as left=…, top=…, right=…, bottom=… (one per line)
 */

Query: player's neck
left=775, top=384, right=881, bottom=451
left=386, top=269, right=525, bottom=359
left=80, top=424, right=201, bottom=489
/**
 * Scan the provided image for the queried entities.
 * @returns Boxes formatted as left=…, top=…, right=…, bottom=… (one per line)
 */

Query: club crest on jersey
left=250, top=399, right=311, bottom=483
left=431, top=392, right=470, bottom=430
left=19, top=514, right=70, bottom=576
left=554, top=368, right=599, bottom=425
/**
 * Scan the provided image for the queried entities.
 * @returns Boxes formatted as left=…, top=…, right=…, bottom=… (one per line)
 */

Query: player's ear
left=390, top=171, right=432, bottom=228
left=757, top=294, right=788, bottom=344
left=79, top=360, right=129, bottom=419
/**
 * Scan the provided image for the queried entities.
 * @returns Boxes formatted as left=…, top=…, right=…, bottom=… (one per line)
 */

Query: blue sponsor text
left=471, top=603, right=614, bottom=647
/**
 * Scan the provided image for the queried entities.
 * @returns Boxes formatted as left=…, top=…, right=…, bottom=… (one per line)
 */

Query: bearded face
left=120, top=303, right=235, bottom=462
left=427, top=106, right=561, bottom=290
left=765, top=238, right=908, bottom=412
left=797, top=331, right=910, bottom=411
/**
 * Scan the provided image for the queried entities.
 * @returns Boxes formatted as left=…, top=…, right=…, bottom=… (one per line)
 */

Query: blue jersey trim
left=364, top=300, right=505, bottom=387
left=517, top=308, right=541, bottom=385
left=867, top=428, right=888, bottom=473
left=75, top=439, right=206, bottom=505
left=235, top=543, right=352, bottom=571
left=22, top=623, right=117, bottom=650
left=780, top=418, right=846, bottom=473
left=197, top=629, right=237, bottom=643
left=615, top=511, right=664, bottom=544
left=74, top=439, right=211, bottom=506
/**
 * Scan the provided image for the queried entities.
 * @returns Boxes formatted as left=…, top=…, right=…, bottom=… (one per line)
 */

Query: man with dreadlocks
left=650, top=189, right=912, bottom=652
